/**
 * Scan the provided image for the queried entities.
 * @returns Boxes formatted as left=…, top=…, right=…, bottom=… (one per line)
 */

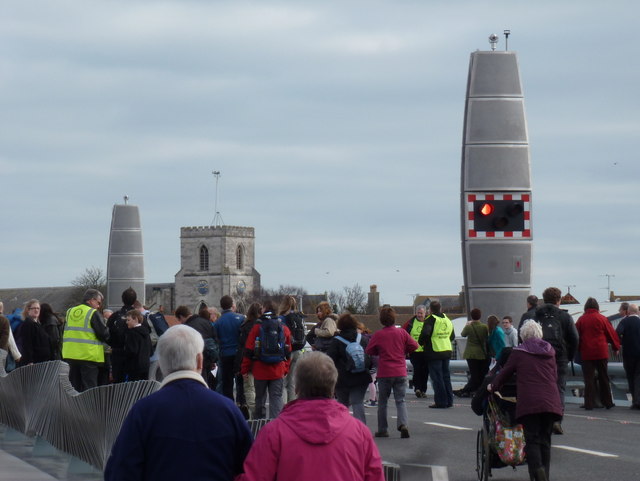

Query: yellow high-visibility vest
left=431, top=314, right=453, bottom=353
left=410, top=319, right=425, bottom=353
left=62, top=304, right=104, bottom=363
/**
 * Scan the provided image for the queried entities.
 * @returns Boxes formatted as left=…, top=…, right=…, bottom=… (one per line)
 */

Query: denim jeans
left=376, top=376, right=408, bottom=433
left=336, top=383, right=368, bottom=425
left=428, top=358, right=453, bottom=407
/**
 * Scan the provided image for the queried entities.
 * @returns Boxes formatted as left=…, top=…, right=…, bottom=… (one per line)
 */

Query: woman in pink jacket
left=576, top=297, right=620, bottom=410
left=237, top=351, right=384, bottom=481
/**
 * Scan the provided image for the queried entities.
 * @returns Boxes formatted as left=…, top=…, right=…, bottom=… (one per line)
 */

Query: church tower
left=174, top=225, right=260, bottom=312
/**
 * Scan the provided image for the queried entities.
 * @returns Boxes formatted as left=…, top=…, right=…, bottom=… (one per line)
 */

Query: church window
left=199, top=245, right=209, bottom=271
left=236, top=245, right=244, bottom=270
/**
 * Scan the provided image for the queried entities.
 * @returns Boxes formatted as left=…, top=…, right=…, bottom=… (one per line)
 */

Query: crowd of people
left=2, top=286, right=639, bottom=481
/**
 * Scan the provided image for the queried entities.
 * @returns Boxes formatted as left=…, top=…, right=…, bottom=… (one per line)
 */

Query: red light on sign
left=479, top=203, right=494, bottom=216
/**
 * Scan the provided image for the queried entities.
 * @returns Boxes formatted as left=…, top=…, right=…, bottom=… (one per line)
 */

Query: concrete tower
left=460, top=44, right=533, bottom=320
left=175, top=225, right=259, bottom=312
left=106, top=203, right=145, bottom=310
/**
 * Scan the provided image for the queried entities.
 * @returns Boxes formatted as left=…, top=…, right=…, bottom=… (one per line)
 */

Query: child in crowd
left=124, top=309, right=152, bottom=382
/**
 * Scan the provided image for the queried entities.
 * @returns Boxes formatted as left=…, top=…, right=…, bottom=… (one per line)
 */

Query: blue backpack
left=336, top=333, right=366, bottom=373
left=255, top=316, right=288, bottom=364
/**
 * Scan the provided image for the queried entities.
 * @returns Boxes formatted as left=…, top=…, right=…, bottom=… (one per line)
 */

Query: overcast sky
left=1, top=1, right=638, bottom=307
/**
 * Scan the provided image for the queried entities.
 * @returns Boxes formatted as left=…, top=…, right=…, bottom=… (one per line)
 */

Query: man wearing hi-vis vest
left=418, top=300, right=455, bottom=409
left=63, top=289, right=110, bottom=392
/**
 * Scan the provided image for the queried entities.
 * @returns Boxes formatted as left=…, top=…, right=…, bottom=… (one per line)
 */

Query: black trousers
left=221, top=355, right=237, bottom=401
left=623, top=355, right=640, bottom=407
left=581, top=358, right=613, bottom=409
left=409, top=351, right=429, bottom=392
left=463, top=358, right=490, bottom=393
left=520, top=412, right=557, bottom=481
left=67, top=360, right=99, bottom=392
left=110, top=349, right=126, bottom=383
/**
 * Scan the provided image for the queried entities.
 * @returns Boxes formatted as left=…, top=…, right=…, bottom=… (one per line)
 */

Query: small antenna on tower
left=211, top=171, right=225, bottom=227
left=123, top=195, right=129, bottom=205
left=504, top=29, right=511, bottom=51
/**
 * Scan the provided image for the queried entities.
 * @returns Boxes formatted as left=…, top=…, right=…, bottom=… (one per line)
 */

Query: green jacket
left=461, top=321, right=488, bottom=360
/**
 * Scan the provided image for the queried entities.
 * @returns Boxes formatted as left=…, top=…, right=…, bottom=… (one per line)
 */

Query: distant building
left=609, top=291, right=640, bottom=302
left=174, top=225, right=260, bottom=312
left=414, top=291, right=466, bottom=314
left=560, top=293, right=580, bottom=305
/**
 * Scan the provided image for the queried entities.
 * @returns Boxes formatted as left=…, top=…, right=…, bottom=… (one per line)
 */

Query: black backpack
left=534, top=309, right=565, bottom=357
left=284, top=312, right=306, bottom=351
left=255, top=316, right=288, bottom=364
left=203, top=337, right=220, bottom=363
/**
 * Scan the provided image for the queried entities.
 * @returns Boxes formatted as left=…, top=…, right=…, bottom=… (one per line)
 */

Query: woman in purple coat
left=489, top=320, right=562, bottom=481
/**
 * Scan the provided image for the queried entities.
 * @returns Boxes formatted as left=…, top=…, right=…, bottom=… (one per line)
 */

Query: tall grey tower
left=106, top=203, right=145, bottom=310
left=175, top=225, right=259, bottom=312
left=460, top=44, right=532, bottom=320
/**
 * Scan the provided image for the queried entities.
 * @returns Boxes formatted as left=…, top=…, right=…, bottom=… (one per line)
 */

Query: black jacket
left=16, top=317, right=52, bottom=365
left=124, top=325, right=152, bottom=377
left=235, top=318, right=257, bottom=374
left=107, top=305, right=135, bottom=350
left=41, top=313, right=63, bottom=360
left=184, top=315, right=216, bottom=341
left=327, top=328, right=372, bottom=389
left=521, top=304, right=578, bottom=363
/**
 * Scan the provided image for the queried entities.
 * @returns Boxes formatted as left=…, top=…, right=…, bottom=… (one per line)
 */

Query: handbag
left=488, top=397, right=526, bottom=465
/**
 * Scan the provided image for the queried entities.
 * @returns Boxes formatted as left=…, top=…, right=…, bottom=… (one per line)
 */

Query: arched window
left=196, top=301, right=207, bottom=314
left=199, top=245, right=209, bottom=271
left=236, top=244, right=244, bottom=270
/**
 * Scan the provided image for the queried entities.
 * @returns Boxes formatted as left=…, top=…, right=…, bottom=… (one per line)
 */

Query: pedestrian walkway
left=0, top=427, right=102, bottom=481
left=0, top=449, right=58, bottom=481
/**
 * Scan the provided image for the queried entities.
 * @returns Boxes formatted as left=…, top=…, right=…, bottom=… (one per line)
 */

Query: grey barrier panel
left=0, top=360, right=160, bottom=470
left=383, top=461, right=400, bottom=481
left=247, top=418, right=270, bottom=438
left=400, top=463, right=449, bottom=481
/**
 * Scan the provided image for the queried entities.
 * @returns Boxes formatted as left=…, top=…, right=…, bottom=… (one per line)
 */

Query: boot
left=534, top=466, right=548, bottom=481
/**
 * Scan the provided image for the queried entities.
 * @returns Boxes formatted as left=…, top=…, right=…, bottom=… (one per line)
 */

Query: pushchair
left=476, top=392, right=526, bottom=481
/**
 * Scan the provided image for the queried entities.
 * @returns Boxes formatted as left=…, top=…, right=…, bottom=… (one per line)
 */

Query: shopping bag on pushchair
left=489, top=397, right=526, bottom=465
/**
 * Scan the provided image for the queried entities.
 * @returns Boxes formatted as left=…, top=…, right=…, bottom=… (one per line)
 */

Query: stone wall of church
left=175, top=225, right=259, bottom=311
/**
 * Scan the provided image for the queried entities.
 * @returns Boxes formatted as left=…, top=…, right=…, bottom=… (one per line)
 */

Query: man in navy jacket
left=105, top=324, right=253, bottom=481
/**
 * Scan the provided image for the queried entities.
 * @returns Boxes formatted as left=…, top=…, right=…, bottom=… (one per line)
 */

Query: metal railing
left=0, top=350, right=159, bottom=470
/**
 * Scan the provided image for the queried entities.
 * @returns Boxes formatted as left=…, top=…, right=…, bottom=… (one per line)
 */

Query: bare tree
left=327, top=285, right=366, bottom=314
left=343, top=284, right=367, bottom=314
left=327, top=290, right=346, bottom=314
left=71, top=266, right=106, bottom=290
left=66, top=266, right=106, bottom=308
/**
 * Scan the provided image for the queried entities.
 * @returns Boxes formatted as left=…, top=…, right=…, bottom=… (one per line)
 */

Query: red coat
left=241, top=320, right=291, bottom=380
left=576, top=309, right=620, bottom=361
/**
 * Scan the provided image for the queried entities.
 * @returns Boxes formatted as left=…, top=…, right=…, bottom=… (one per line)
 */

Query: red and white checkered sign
left=466, top=193, right=531, bottom=239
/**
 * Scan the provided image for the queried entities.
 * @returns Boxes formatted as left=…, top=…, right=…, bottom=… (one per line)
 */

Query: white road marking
left=424, top=422, right=472, bottom=431
left=554, top=445, right=618, bottom=458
